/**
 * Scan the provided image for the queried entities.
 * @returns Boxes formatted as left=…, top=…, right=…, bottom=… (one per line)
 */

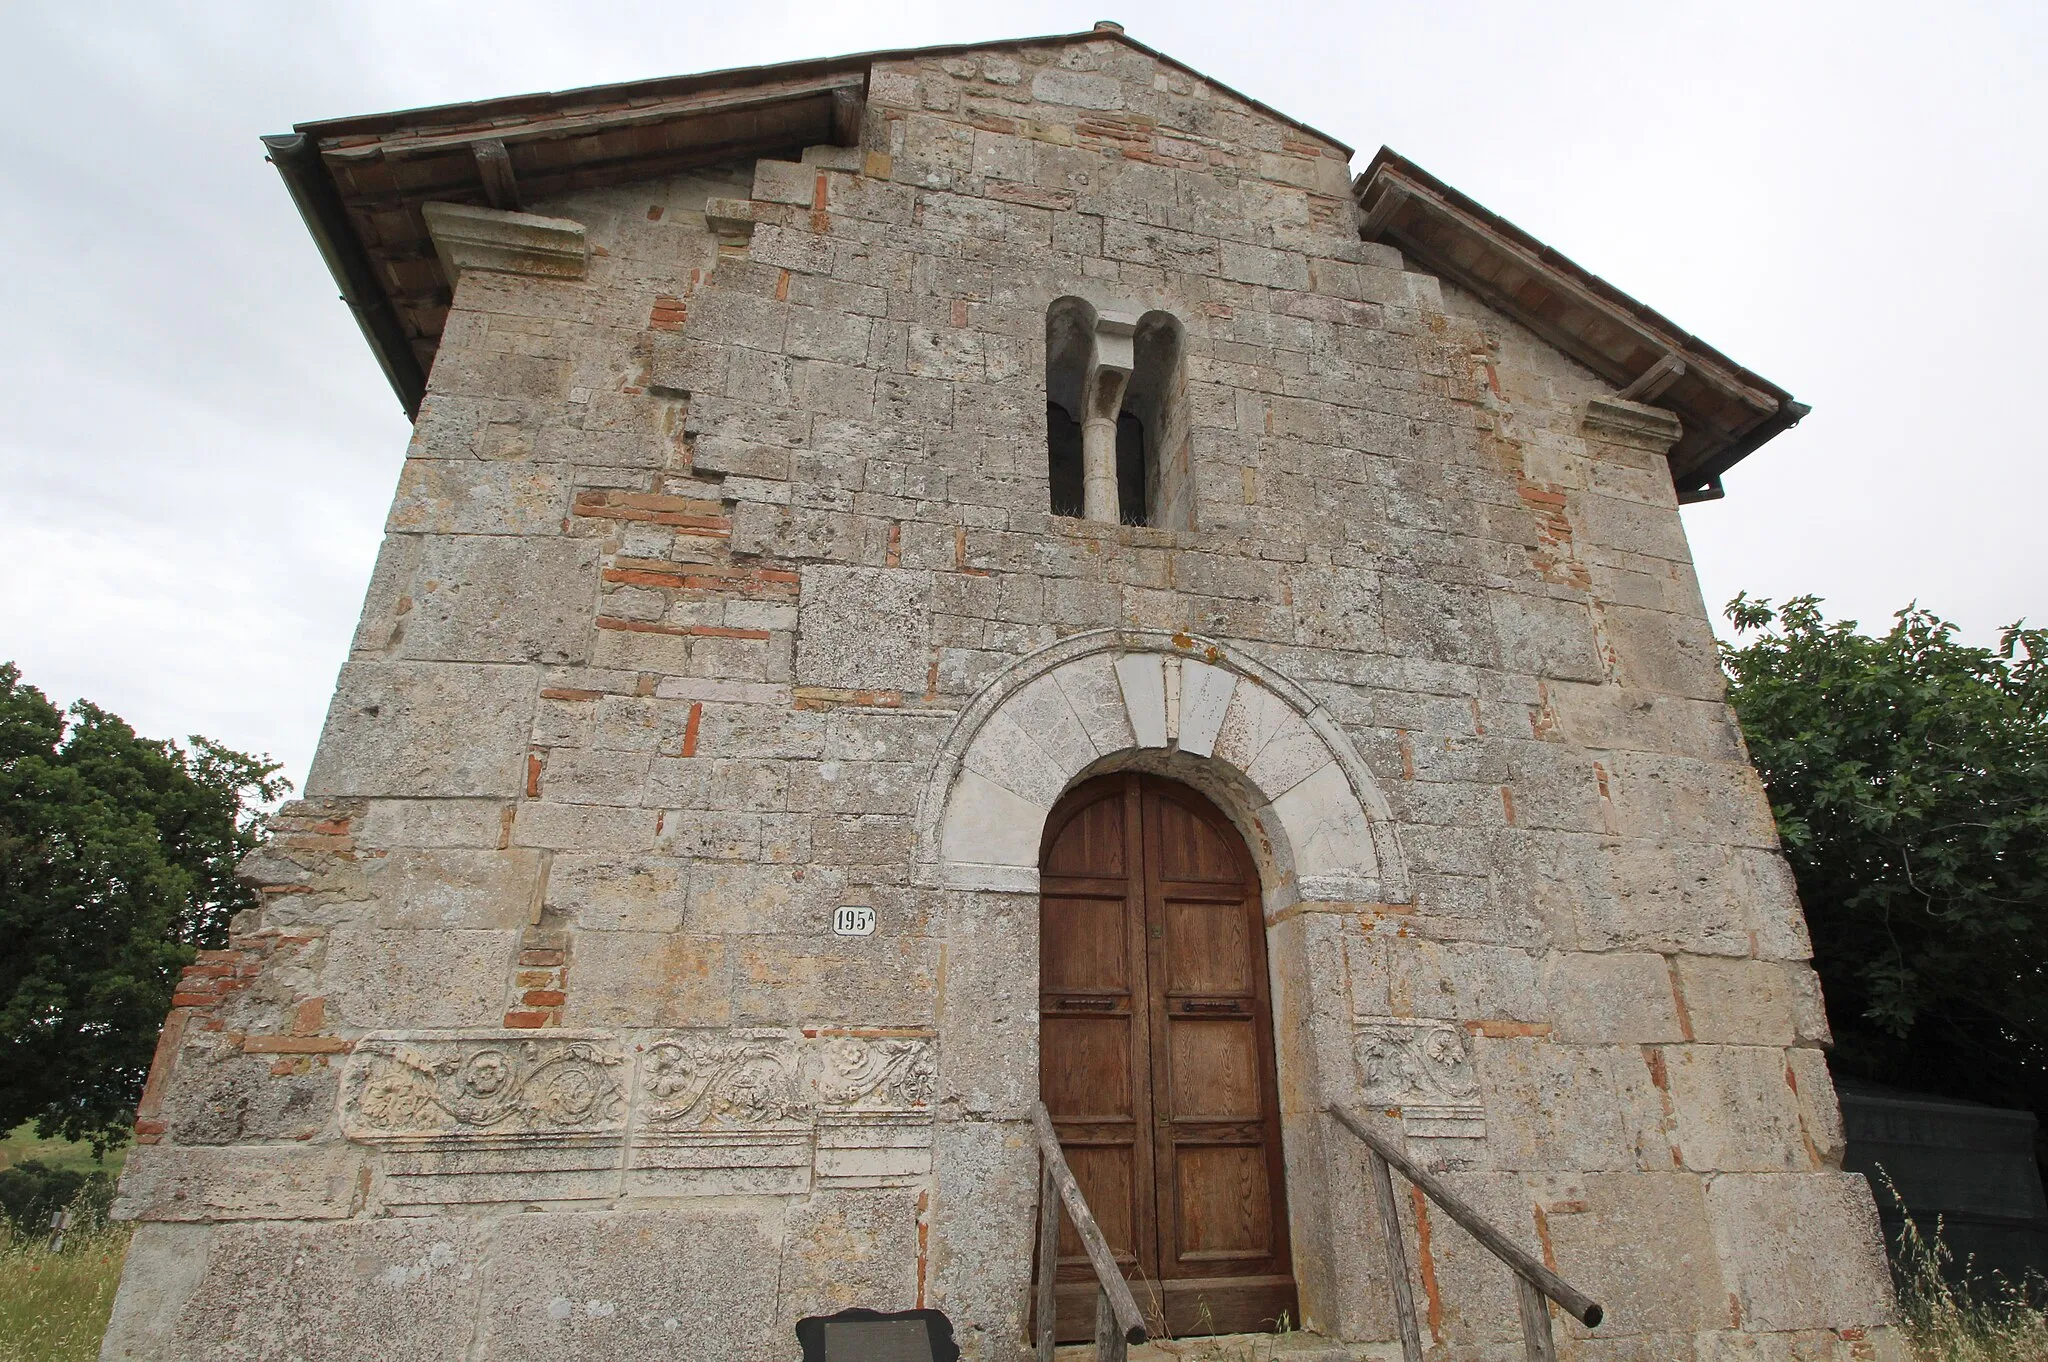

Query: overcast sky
left=2, top=2, right=2041, bottom=792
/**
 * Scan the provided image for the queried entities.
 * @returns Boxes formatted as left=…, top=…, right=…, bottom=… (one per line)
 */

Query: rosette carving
left=811, top=1036, right=935, bottom=1111
left=1354, top=1020, right=1479, bottom=1107
left=640, top=1034, right=809, bottom=1128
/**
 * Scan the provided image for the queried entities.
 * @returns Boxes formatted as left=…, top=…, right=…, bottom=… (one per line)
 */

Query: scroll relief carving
left=1353, top=1018, right=1486, bottom=1140
left=639, top=1032, right=935, bottom=1130
left=341, top=1031, right=934, bottom=1142
left=344, top=1035, right=628, bottom=1140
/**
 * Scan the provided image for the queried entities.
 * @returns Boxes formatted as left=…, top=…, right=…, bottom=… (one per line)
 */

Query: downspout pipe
left=261, top=133, right=428, bottom=419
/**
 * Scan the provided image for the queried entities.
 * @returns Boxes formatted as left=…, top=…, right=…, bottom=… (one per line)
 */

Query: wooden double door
left=1038, top=773, right=1297, bottom=1340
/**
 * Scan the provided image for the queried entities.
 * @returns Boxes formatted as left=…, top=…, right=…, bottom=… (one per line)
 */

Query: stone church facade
left=102, top=25, right=1896, bottom=1361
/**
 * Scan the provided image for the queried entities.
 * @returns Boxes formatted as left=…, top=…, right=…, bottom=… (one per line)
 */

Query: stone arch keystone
left=912, top=629, right=1408, bottom=909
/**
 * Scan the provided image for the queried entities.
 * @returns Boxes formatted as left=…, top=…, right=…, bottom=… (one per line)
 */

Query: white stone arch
left=913, top=628, right=1409, bottom=910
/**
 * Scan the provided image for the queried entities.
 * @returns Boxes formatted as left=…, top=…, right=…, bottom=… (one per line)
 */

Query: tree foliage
left=1720, top=596, right=2048, bottom=1125
left=0, top=664, right=287, bottom=1153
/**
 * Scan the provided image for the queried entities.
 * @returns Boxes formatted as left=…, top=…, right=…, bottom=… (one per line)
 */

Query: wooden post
left=1035, top=1161, right=1060, bottom=1362
left=1517, top=1276, right=1558, bottom=1362
left=1331, top=1106, right=1602, bottom=1328
left=1031, top=1103, right=1146, bottom=1345
left=1368, top=1150, right=1425, bottom=1362
left=1096, top=1287, right=1127, bottom=1362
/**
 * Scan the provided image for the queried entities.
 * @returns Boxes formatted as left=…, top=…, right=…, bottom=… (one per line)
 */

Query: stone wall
left=103, top=33, right=1898, bottom=1362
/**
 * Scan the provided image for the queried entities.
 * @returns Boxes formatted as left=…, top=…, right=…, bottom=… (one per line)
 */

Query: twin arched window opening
left=1046, top=298, right=1190, bottom=529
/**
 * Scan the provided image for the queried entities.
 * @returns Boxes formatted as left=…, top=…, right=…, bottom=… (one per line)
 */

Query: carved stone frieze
left=1354, top=1018, right=1486, bottom=1140
left=811, top=1035, right=935, bottom=1112
left=338, top=1029, right=936, bottom=1198
left=342, top=1033, right=628, bottom=1141
left=639, top=1031, right=811, bottom=1129
left=635, top=1030, right=936, bottom=1131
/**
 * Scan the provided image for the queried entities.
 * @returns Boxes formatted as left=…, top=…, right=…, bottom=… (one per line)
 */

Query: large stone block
left=1665, top=1044, right=1810, bottom=1172
left=162, top=1036, right=339, bottom=1145
left=388, top=458, right=571, bottom=535
left=795, top=564, right=932, bottom=692
left=396, top=535, right=599, bottom=665
left=99, top=1223, right=213, bottom=1361
left=1545, top=951, right=1684, bottom=1044
left=546, top=852, right=689, bottom=931
left=728, top=933, right=940, bottom=1027
left=473, top=1209, right=784, bottom=1361
left=1475, top=1039, right=1636, bottom=1172
left=924, top=1117, right=1037, bottom=1360
left=305, top=661, right=534, bottom=799
left=1673, top=956, right=1805, bottom=1047
left=1703, top=1172, right=1893, bottom=1332
left=1544, top=1173, right=1728, bottom=1337
left=362, top=847, right=545, bottom=930
left=563, top=930, right=731, bottom=1027
left=774, top=1188, right=924, bottom=1337
left=323, top=926, right=518, bottom=1028
left=165, top=1218, right=488, bottom=1361
left=114, top=1143, right=363, bottom=1222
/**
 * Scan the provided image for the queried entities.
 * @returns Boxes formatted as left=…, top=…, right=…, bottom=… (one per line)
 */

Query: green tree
left=1720, top=596, right=2048, bottom=1132
left=0, top=663, right=287, bottom=1153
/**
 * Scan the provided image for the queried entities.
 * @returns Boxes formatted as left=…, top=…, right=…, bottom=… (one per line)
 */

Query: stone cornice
left=421, top=201, right=587, bottom=283
left=1583, top=395, right=1685, bottom=453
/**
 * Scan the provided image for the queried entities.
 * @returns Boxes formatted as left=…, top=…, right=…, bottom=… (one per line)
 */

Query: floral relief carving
left=343, top=1036, right=627, bottom=1139
left=339, top=1030, right=936, bottom=1150
left=634, top=1031, right=936, bottom=1130
left=811, top=1036, right=935, bottom=1111
left=639, top=1033, right=810, bottom=1128
left=1354, top=1019, right=1479, bottom=1108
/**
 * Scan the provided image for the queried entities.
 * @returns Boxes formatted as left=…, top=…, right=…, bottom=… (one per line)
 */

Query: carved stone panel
left=342, top=1033, right=628, bottom=1142
left=638, top=1031, right=812, bottom=1131
left=1353, top=1018, right=1486, bottom=1140
left=338, top=1029, right=936, bottom=1202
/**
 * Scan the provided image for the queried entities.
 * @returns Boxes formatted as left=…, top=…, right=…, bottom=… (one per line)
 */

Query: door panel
left=1039, top=773, right=1296, bottom=1340
left=1040, top=1017, right=1133, bottom=1116
left=1044, top=794, right=1126, bottom=875
left=1040, top=896, right=1128, bottom=992
left=1167, top=1021, right=1262, bottom=1121
left=1174, top=1146, right=1275, bottom=1257
left=1061, top=1143, right=1139, bottom=1264
left=1153, top=794, right=1242, bottom=881
left=1163, top=899, right=1254, bottom=995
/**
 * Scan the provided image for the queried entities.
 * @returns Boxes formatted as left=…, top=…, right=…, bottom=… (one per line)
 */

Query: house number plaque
left=833, top=905, right=877, bottom=936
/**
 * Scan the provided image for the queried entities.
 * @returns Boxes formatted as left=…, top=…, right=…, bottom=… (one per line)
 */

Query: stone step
left=1053, top=1333, right=1399, bottom=1361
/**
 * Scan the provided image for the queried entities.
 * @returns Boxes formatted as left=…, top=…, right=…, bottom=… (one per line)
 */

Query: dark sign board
left=794, top=1308, right=959, bottom=1362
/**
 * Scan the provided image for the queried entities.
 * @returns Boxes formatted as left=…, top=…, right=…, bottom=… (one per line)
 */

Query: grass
left=0, top=1126, right=125, bottom=1180
left=1889, top=1188, right=2048, bottom=1362
left=0, top=1125, right=132, bottom=1362
left=0, top=1220, right=131, bottom=1362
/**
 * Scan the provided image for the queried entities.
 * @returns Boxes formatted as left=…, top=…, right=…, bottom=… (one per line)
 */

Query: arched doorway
left=1038, top=772, right=1297, bottom=1340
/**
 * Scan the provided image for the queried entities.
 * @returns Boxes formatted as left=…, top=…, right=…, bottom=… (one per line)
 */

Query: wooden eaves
left=1355, top=148, right=1808, bottom=502
left=261, top=26, right=1351, bottom=421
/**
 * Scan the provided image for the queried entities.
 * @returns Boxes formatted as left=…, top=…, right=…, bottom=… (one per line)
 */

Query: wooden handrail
left=1031, top=1102, right=1148, bottom=1359
left=1330, top=1105, right=1603, bottom=1362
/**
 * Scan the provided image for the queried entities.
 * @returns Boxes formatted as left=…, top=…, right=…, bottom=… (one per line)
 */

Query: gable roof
left=265, top=30, right=1800, bottom=499
left=1354, top=149, right=1806, bottom=501
left=262, top=26, right=1349, bottom=418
